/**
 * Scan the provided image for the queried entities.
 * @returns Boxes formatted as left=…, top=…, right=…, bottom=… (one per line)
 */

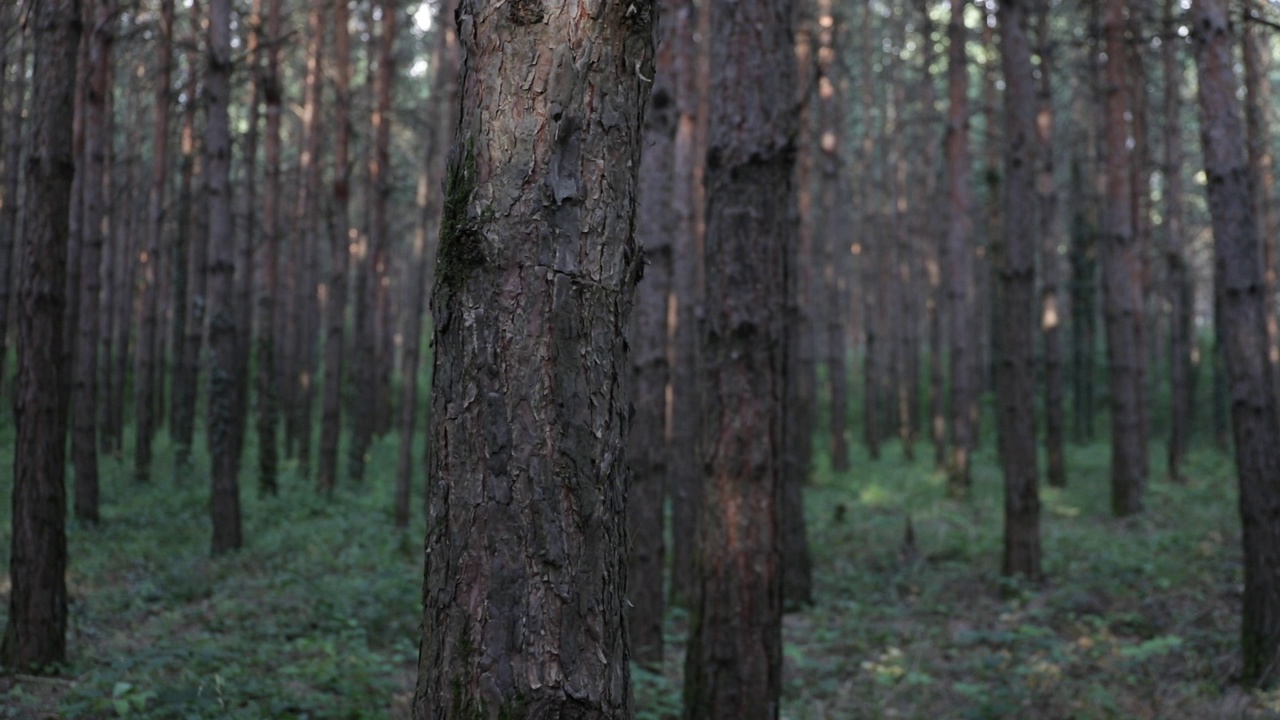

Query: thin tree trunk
left=97, top=49, right=119, bottom=457
left=1, top=0, right=79, bottom=670
left=256, top=0, right=282, bottom=493
left=370, top=0, right=396, bottom=440
left=1192, top=0, right=1280, bottom=686
left=411, top=3, right=654, bottom=716
left=945, top=0, right=975, bottom=496
left=817, top=0, right=848, bottom=474
left=1164, top=0, right=1191, bottom=481
left=1242, top=0, right=1277, bottom=401
left=72, top=0, right=113, bottom=524
left=0, top=25, right=25, bottom=404
left=682, top=0, right=793, bottom=714
left=232, top=0, right=259, bottom=468
left=918, top=0, right=946, bottom=473
left=318, top=0, right=350, bottom=495
left=172, top=11, right=204, bottom=472
left=1035, top=2, right=1066, bottom=488
left=996, top=0, right=1041, bottom=580
left=205, top=0, right=241, bottom=554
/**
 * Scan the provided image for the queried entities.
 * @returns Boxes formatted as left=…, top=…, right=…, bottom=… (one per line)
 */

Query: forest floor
left=1, top=419, right=1279, bottom=719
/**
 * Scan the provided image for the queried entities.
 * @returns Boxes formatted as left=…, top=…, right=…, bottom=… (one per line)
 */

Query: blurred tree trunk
left=667, top=0, right=702, bottom=609
left=411, top=2, right=653, bottom=716
left=72, top=0, right=114, bottom=524
left=134, top=0, right=173, bottom=483
left=231, top=0, right=259, bottom=468
left=1192, top=0, right=1280, bottom=686
left=318, top=0, right=350, bottom=495
left=918, top=0, right=945, bottom=473
left=97, top=47, right=118, bottom=456
left=682, top=0, right=793, bottom=714
left=348, top=10, right=376, bottom=484
left=944, top=0, right=975, bottom=497
left=0, top=24, right=24, bottom=406
left=996, top=0, right=1041, bottom=580
left=370, top=0, right=397, bottom=438
left=1127, top=32, right=1151, bottom=482
left=859, top=0, right=881, bottom=462
left=205, top=0, right=242, bottom=554
left=257, top=0, right=282, bottom=493
left=1036, top=2, right=1066, bottom=488
left=816, top=0, right=847, bottom=474
left=1, top=0, right=80, bottom=670
left=1101, top=0, right=1147, bottom=516
left=1164, top=0, right=1191, bottom=481
left=1242, top=0, right=1277, bottom=401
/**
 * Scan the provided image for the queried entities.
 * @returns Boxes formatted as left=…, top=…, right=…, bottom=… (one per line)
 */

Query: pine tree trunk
left=1036, top=3, right=1066, bottom=488
left=1164, top=0, right=1191, bottom=481
left=412, top=1, right=653, bottom=715
left=945, top=0, right=975, bottom=496
left=205, top=0, right=241, bottom=554
left=1192, top=0, right=1280, bottom=685
left=681, top=0, right=793, bottom=714
left=1, top=0, right=79, bottom=670
left=369, top=0, right=397, bottom=441
left=817, top=0, right=848, bottom=474
left=996, top=0, right=1041, bottom=580
left=0, top=26, right=24, bottom=405
left=256, top=0, right=282, bottom=493
left=1242, top=0, right=1277, bottom=403
left=318, top=0, right=350, bottom=496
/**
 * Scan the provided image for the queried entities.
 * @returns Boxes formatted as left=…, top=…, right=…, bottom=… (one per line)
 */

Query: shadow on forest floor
left=1, top=420, right=1279, bottom=718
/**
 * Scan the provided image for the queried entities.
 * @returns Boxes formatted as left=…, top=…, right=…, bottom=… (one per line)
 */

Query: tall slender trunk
left=945, top=0, right=975, bottom=496
left=1101, top=0, right=1147, bottom=516
left=996, top=0, right=1041, bottom=580
left=72, top=0, right=114, bottom=524
left=319, top=0, right=350, bottom=495
left=232, top=0, right=260, bottom=468
left=1242, top=0, right=1277, bottom=401
left=370, top=0, right=397, bottom=439
left=1036, top=2, right=1066, bottom=487
left=0, top=26, right=25, bottom=404
left=98, top=50, right=119, bottom=456
left=918, top=0, right=945, bottom=473
left=1192, top=0, right=1280, bottom=685
left=1, top=0, right=79, bottom=670
left=1164, top=0, right=1191, bottom=481
left=257, top=0, right=282, bottom=493
left=817, top=0, right=848, bottom=473
left=172, top=9, right=204, bottom=472
left=859, top=0, right=880, bottom=462
left=205, top=0, right=241, bottom=554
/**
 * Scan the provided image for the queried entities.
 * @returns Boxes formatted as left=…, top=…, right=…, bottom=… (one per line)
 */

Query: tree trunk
left=72, top=0, right=113, bottom=524
left=205, top=0, right=241, bottom=554
left=1, top=0, right=79, bottom=670
left=318, top=0, right=350, bottom=495
left=681, top=0, right=793, bottom=715
left=257, top=0, right=282, bottom=493
left=411, top=4, right=654, bottom=717
left=667, top=0, right=702, bottom=609
left=1192, top=0, right=1280, bottom=686
left=1164, top=0, right=1191, bottom=481
left=366, top=0, right=397, bottom=445
left=996, top=0, right=1041, bottom=580
left=1242, top=0, right=1277, bottom=402
left=0, top=25, right=24, bottom=406
left=133, top=0, right=171, bottom=483
left=1036, top=2, right=1066, bottom=488
left=945, top=0, right=975, bottom=497
left=1101, top=0, right=1146, bottom=516
left=817, top=0, right=848, bottom=474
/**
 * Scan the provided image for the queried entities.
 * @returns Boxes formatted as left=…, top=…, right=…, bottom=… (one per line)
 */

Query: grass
left=1, top=409, right=1278, bottom=718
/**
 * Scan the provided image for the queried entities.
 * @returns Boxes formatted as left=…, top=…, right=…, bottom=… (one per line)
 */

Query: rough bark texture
left=411, top=2, right=655, bottom=716
left=1, top=0, right=79, bottom=671
left=256, top=0, right=282, bottom=494
left=318, top=0, right=350, bottom=496
left=625, top=7, right=676, bottom=665
left=944, top=0, right=975, bottom=497
left=1164, top=0, right=1191, bottom=482
left=205, top=0, right=241, bottom=554
left=996, top=0, right=1041, bottom=580
left=72, top=0, right=112, bottom=524
left=1192, top=0, right=1280, bottom=687
left=1101, top=0, right=1146, bottom=516
left=666, top=0, right=701, bottom=609
left=1035, top=2, right=1065, bottom=489
left=681, top=0, right=793, bottom=714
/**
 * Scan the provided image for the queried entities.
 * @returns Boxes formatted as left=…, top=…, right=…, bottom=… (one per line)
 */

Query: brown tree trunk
left=72, top=0, right=113, bottom=524
left=370, top=0, right=397, bottom=440
left=1164, top=0, right=1191, bottom=481
left=918, top=0, right=946, bottom=473
left=667, top=0, right=702, bottom=609
left=1242, top=0, right=1277, bottom=401
left=1, top=0, right=79, bottom=670
left=682, top=0, right=793, bottom=715
left=945, top=0, right=975, bottom=496
left=97, top=51, right=119, bottom=456
left=231, top=0, right=259, bottom=468
left=0, top=25, right=24, bottom=405
left=1036, top=2, right=1066, bottom=488
left=1101, top=0, right=1146, bottom=516
left=817, top=0, right=848, bottom=474
left=1192, top=0, right=1280, bottom=686
left=859, top=0, right=881, bottom=462
left=411, top=4, right=654, bottom=717
left=318, top=0, right=350, bottom=495
left=625, top=9, right=677, bottom=664
left=205, top=0, right=242, bottom=554
left=996, top=0, right=1041, bottom=580
left=256, top=0, right=282, bottom=493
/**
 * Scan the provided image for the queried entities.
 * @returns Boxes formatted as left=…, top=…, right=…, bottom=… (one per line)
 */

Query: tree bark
left=72, top=0, right=113, bottom=524
left=1035, top=1, right=1066, bottom=488
left=945, top=0, right=975, bottom=497
left=1101, top=0, right=1146, bottom=516
left=1242, top=0, right=1277, bottom=402
left=0, top=25, right=24, bottom=406
left=1192, top=0, right=1280, bottom=686
left=318, top=0, right=350, bottom=495
left=996, top=0, right=1041, bottom=580
left=256, top=0, right=282, bottom=493
left=816, top=0, right=847, bottom=474
left=681, top=0, right=793, bottom=715
left=205, top=0, right=241, bottom=554
left=1, top=0, right=80, bottom=671
left=1164, top=0, right=1191, bottom=481
left=411, top=3, right=655, bottom=717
